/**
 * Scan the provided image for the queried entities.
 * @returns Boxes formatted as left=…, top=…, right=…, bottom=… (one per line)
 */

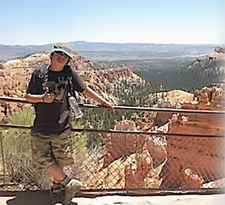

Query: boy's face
left=52, top=51, right=69, bottom=65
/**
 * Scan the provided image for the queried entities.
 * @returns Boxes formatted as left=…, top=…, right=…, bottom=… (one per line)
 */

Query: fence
left=0, top=96, right=225, bottom=196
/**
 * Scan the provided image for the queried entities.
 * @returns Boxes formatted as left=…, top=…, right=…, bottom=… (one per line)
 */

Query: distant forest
left=112, top=56, right=225, bottom=92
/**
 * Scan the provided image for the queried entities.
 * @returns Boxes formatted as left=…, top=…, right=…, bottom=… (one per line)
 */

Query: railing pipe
left=0, top=123, right=224, bottom=138
left=0, top=96, right=225, bottom=115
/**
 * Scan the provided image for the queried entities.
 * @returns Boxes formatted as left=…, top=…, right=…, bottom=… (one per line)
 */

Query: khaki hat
left=51, top=42, right=73, bottom=59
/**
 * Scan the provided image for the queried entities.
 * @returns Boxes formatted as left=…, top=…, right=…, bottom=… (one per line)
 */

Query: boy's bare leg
left=47, top=163, right=66, bottom=183
left=47, top=164, right=66, bottom=205
left=47, top=163, right=82, bottom=205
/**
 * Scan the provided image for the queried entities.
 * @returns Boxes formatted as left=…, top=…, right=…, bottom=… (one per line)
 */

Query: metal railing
left=0, top=96, right=224, bottom=196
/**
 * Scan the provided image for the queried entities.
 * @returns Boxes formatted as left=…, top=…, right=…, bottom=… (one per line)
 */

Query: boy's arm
left=82, top=86, right=113, bottom=109
left=25, top=88, right=54, bottom=103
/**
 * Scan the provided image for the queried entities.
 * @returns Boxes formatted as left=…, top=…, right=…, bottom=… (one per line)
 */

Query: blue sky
left=0, top=0, right=224, bottom=45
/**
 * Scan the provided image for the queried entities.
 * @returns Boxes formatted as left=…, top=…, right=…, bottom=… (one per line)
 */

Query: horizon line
left=0, top=41, right=224, bottom=47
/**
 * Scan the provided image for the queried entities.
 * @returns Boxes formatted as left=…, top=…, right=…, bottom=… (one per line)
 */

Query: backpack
left=36, top=63, right=82, bottom=117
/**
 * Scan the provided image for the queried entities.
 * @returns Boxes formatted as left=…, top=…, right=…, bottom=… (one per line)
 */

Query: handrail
left=0, top=96, right=225, bottom=115
left=0, top=96, right=224, bottom=137
left=0, top=123, right=224, bottom=138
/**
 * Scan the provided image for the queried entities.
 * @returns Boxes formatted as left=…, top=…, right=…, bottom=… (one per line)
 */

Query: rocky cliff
left=184, top=46, right=225, bottom=87
left=159, top=86, right=225, bottom=188
left=91, top=87, right=225, bottom=189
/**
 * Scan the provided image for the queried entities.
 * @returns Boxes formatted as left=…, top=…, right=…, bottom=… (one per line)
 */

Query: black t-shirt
left=26, top=65, right=86, bottom=134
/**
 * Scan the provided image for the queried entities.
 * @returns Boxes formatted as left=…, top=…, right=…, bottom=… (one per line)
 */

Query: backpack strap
left=37, top=64, right=49, bottom=91
left=64, top=65, right=74, bottom=95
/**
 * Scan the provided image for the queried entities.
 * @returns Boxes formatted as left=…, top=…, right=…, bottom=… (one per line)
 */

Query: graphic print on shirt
left=46, top=76, right=69, bottom=102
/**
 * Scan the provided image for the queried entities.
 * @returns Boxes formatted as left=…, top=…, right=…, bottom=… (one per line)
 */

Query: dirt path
left=0, top=191, right=224, bottom=205
left=73, top=194, right=224, bottom=205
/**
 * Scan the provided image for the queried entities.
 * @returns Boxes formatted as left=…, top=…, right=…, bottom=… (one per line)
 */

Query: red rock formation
left=102, top=87, right=225, bottom=189
left=215, top=46, right=225, bottom=54
left=0, top=70, right=4, bottom=77
left=103, top=120, right=146, bottom=168
left=183, top=168, right=204, bottom=188
left=124, top=143, right=156, bottom=188
left=160, top=101, right=225, bottom=188
left=101, top=120, right=166, bottom=189
left=87, top=147, right=164, bottom=189
left=154, top=90, right=194, bottom=126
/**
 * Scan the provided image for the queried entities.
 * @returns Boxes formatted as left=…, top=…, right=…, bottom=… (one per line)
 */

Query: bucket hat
left=51, top=42, right=73, bottom=59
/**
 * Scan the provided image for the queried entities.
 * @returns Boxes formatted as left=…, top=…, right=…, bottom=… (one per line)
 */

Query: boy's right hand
left=42, top=87, right=54, bottom=103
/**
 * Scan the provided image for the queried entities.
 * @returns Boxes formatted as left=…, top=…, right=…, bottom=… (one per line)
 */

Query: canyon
left=0, top=49, right=224, bottom=190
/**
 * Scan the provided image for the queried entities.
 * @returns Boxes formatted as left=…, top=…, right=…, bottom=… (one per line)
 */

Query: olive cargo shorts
left=31, top=129, right=74, bottom=171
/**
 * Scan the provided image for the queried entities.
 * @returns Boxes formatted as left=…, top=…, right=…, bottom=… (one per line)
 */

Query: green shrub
left=1, top=107, right=95, bottom=189
left=2, top=107, right=51, bottom=189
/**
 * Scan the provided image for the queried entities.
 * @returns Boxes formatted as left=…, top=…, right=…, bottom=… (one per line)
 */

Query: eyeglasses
left=54, top=51, right=69, bottom=58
